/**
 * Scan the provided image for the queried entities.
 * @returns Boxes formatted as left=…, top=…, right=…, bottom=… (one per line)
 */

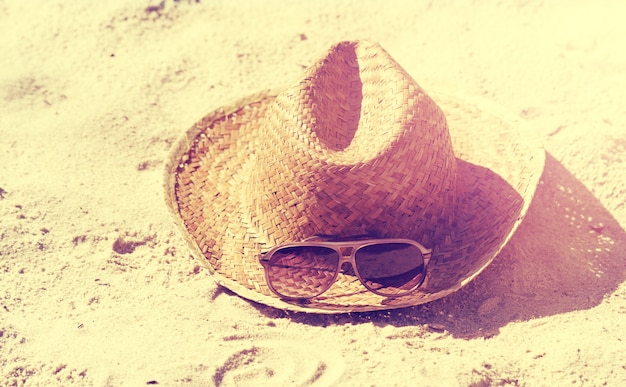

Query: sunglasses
left=259, top=235, right=432, bottom=300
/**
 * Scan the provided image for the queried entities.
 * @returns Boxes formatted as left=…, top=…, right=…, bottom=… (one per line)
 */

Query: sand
left=1, top=1, right=625, bottom=386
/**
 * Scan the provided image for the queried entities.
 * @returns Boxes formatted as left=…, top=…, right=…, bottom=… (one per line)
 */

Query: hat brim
left=164, top=89, right=544, bottom=313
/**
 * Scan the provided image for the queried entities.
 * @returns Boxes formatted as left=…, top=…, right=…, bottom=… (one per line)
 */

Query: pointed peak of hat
left=270, top=40, right=431, bottom=159
left=249, top=41, right=459, bottom=241
left=307, top=40, right=394, bottom=71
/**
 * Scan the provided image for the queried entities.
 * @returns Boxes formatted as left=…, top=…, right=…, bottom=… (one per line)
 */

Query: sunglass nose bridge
left=339, top=247, right=353, bottom=256
left=339, top=261, right=356, bottom=276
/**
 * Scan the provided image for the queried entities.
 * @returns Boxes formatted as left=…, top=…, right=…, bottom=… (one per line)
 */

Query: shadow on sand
left=253, top=153, right=626, bottom=338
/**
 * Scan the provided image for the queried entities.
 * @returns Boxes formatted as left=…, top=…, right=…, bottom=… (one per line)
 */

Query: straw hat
left=164, top=41, right=544, bottom=313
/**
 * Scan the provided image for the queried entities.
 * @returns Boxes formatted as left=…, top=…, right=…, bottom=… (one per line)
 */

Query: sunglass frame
left=259, top=236, right=432, bottom=300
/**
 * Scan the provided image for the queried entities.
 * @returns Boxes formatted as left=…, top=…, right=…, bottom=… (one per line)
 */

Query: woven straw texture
left=163, top=41, right=544, bottom=313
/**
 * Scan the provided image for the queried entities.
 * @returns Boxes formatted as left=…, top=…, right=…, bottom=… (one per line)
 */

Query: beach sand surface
left=1, top=1, right=625, bottom=386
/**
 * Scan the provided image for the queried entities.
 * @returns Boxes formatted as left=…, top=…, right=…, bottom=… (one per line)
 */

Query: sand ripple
left=212, top=340, right=344, bottom=387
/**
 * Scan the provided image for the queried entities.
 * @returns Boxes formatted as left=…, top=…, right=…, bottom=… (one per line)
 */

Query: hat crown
left=244, top=41, right=458, bottom=246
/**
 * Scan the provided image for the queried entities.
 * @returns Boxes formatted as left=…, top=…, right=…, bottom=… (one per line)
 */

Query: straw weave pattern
left=164, top=41, right=545, bottom=312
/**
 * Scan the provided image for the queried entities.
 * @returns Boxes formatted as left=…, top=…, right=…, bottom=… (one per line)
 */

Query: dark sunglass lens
left=355, top=243, right=425, bottom=296
left=266, top=246, right=340, bottom=299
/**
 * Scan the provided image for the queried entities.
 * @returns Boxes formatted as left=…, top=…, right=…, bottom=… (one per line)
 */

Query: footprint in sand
left=212, top=341, right=344, bottom=387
